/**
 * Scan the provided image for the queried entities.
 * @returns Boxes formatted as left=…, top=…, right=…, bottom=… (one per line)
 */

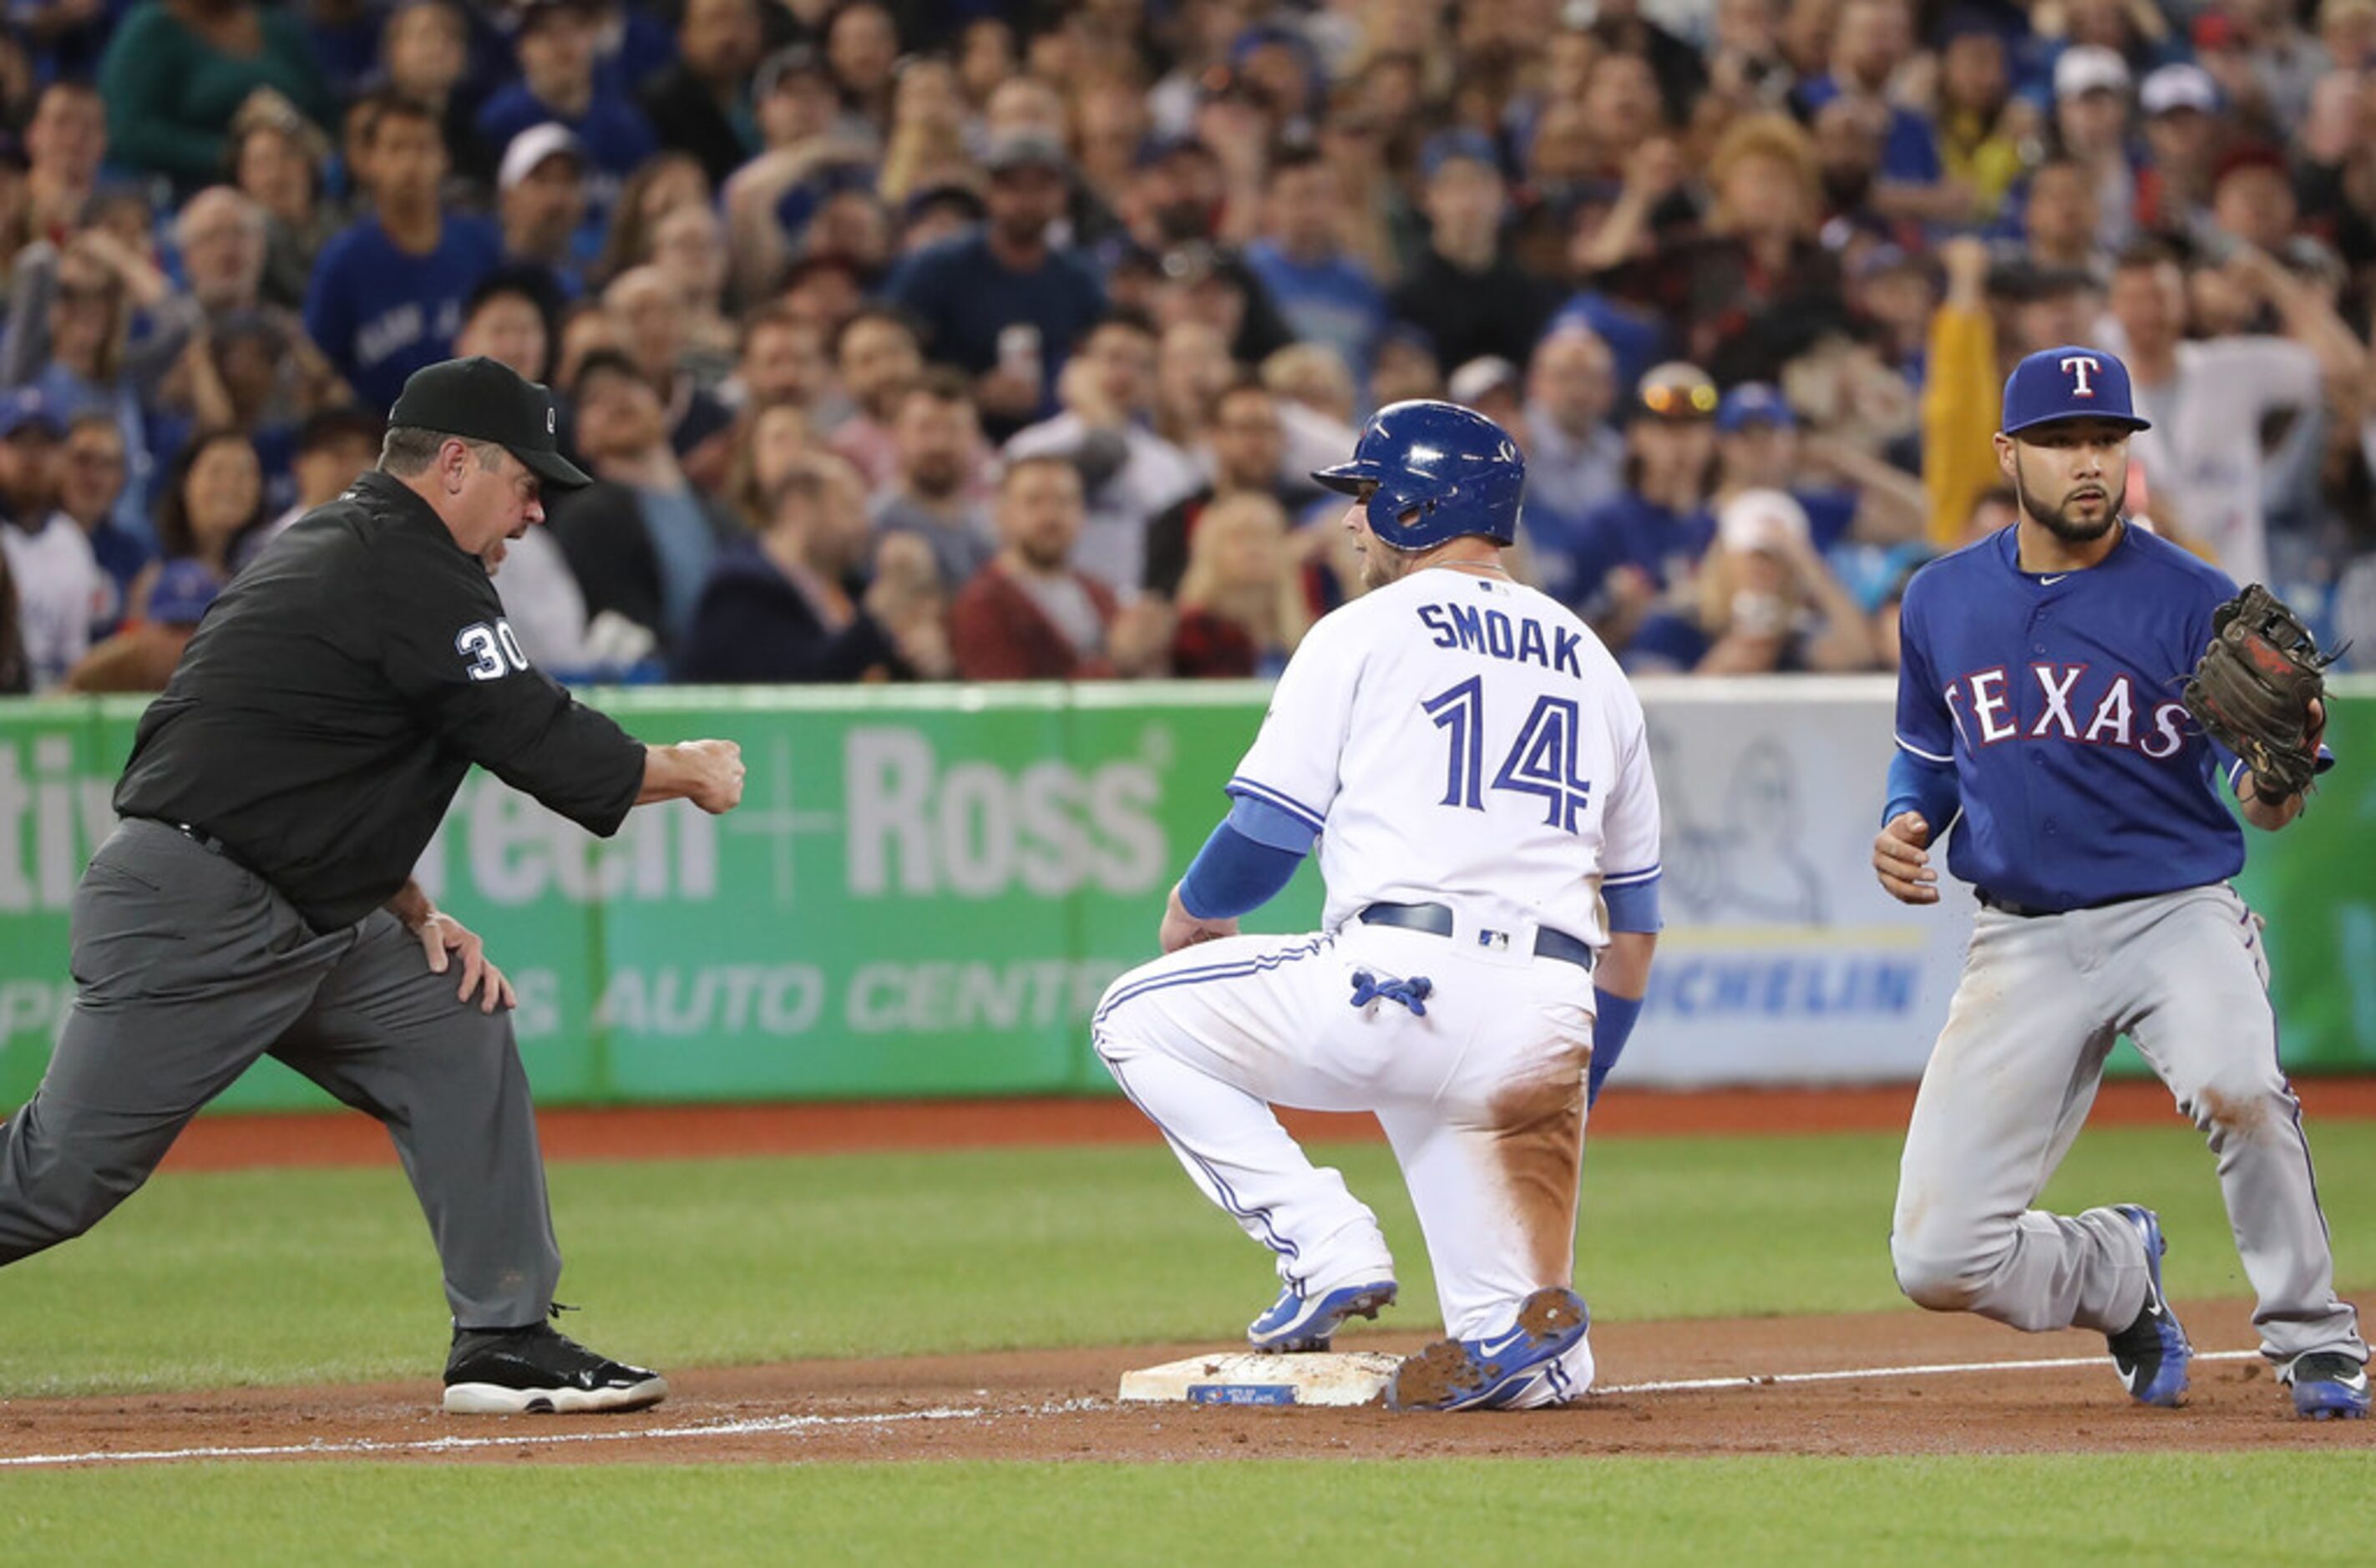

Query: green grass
left=5, top=1120, right=2374, bottom=1397
left=6, top=1455, right=2375, bottom=1565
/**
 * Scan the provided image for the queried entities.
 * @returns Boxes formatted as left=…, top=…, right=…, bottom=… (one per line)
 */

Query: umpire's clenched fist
left=642, top=738, right=747, bottom=814
left=1872, top=811, right=1938, bottom=905
left=678, top=739, right=747, bottom=814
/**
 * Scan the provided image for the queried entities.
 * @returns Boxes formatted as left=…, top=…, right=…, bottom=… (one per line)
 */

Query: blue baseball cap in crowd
left=1717, top=383, right=1796, bottom=434
left=0, top=387, right=61, bottom=440
left=1419, top=127, right=1502, bottom=184
left=148, top=559, right=222, bottom=627
left=2000, top=345, right=2152, bottom=437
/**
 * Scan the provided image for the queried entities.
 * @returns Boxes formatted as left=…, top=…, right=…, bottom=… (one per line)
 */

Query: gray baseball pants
left=1890, top=883, right=2363, bottom=1367
left=0, top=818, right=560, bottom=1328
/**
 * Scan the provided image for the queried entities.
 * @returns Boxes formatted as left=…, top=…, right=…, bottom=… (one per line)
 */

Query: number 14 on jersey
left=1421, top=677, right=1593, bottom=832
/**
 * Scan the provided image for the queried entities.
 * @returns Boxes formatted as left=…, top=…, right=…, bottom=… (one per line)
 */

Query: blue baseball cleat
left=1248, top=1278, right=1398, bottom=1353
left=2284, top=1353, right=2372, bottom=1420
left=1386, top=1287, right=1591, bottom=1412
left=2107, top=1205, right=2191, bottom=1408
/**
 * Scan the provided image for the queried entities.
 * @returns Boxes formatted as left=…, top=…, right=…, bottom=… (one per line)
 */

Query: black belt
left=1976, top=888, right=2161, bottom=919
left=1357, top=901, right=1596, bottom=972
left=134, top=817, right=261, bottom=878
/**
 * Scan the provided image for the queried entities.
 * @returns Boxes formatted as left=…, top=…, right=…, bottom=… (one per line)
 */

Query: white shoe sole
left=443, top=1375, right=669, bottom=1415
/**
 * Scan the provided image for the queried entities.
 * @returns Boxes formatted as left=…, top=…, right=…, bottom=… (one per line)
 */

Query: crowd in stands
left=5, top=0, right=2376, bottom=696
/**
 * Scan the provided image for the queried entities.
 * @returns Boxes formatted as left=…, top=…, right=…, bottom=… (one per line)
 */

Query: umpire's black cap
left=387, top=356, right=591, bottom=490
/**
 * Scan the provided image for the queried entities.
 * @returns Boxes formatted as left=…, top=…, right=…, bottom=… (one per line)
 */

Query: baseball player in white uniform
left=1093, top=401, right=1664, bottom=1410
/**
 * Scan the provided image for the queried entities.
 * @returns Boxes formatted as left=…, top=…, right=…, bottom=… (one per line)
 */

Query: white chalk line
left=0, top=1399, right=1101, bottom=1471
left=1598, top=1348, right=2259, bottom=1396
left=0, top=1352, right=2264, bottom=1469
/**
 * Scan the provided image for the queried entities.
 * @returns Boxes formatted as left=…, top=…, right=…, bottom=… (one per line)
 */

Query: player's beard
left=1354, top=517, right=1424, bottom=590
left=1359, top=539, right=1416, bottom=591
left=2010, top=453, right=2122, bottom=544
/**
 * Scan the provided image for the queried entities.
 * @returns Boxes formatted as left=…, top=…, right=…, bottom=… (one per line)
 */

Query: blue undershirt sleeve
left=1882, top=748, right=1962, bottom=835
left=1176, top=818, right=1309, bottom=920
left=1603, top=877, right=1661, bottom=933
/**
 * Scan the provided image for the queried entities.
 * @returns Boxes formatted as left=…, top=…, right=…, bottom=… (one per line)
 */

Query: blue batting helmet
left=1310, top=400, right=1525, bottom=551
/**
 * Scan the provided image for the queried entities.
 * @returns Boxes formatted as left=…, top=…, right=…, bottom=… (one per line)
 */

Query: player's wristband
left=1588, top=989, right=1642, bottom=1109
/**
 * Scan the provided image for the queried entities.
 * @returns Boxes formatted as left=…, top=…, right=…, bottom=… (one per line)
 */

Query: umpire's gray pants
left=0, top=819, right=560, bottom=1328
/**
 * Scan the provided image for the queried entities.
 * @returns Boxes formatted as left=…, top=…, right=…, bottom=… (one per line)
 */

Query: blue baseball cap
left=1419, top=128, right=1502, bottom=185
left=2000, top=345, right=2151, bottom=437
left=0, top=387, right=61, bottom=440
left=1717, top=383, right=1796, bottom=434
left=148, top=559, right=221, bottom=626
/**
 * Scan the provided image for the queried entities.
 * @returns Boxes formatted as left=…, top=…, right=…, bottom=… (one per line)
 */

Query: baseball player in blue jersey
left=1093, top=401, right=1664, bottom=1411
left=1875, top=345, right=2369, bottom=1419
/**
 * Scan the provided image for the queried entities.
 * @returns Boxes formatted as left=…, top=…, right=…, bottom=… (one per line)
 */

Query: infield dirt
left=6, top=1297, right=2368, bottom=1469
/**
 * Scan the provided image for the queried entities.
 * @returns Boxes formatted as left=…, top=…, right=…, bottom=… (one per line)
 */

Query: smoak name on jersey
left=1416, top=601, right=1588, bottom=676
left=1895, top=522, right=2251, bottom=912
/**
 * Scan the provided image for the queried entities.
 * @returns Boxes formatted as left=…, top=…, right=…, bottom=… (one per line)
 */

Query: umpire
left=0, top=357, right=746, bottom=1415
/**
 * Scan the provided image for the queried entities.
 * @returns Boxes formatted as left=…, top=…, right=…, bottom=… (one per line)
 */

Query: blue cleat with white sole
left=1248, top=1278, right=1398, bottom=1353
left=1386, top=1287, right=1590, bottom=1412
left=2106, top=1205, right=2191, bottom=1408
left=2284, top=1353, right=2372, bottom=1420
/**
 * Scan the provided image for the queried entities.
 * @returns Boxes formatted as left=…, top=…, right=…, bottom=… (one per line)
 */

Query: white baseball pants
left=1093, top=912, right=1599, bottom=1393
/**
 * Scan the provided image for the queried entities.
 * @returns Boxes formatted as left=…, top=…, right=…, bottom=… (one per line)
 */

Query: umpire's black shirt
left=116, top=470, right=646, bottom=930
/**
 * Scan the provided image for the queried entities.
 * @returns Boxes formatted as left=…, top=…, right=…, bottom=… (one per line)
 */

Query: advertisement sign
left=1627, top=679, right=1977, bottom=1085
left=2, top=680, right=2367, bottom=1109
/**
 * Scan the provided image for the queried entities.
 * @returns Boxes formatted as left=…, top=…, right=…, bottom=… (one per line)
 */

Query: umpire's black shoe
left=443, top=1322, right=669, bottom=1415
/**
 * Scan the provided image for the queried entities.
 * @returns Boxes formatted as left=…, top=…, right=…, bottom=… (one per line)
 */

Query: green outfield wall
left=1, top=679, right=2369, bottom=1110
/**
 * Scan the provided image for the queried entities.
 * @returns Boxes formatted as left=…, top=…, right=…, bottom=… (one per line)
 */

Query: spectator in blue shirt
left=1517, top=326, right=1628, bottom=599
left=1244, top=144, right=1386, bottom=394
left=302, top=0, right=385, bottom=99
left=52, top=411, right=148, bottom=643
left=1565, top=361, right=1723, bottom=665
left=0, top=228, right=197, bottom=546
left=882, top=128, right=1107, bottom=441
left=303, top=92, right=503, bottom=411
left=1792, top=0, right=1964, bottom=227
left=1711, top=382, right=1928, bottom=553
left=475, top=0, right=657, bottom=230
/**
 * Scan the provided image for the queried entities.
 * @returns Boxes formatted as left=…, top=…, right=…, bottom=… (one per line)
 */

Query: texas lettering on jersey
left=1945, top=664, right=2191, bottom=756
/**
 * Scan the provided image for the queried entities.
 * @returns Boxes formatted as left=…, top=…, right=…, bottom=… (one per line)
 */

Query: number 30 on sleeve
left=455, top=620, right=530, bottom=681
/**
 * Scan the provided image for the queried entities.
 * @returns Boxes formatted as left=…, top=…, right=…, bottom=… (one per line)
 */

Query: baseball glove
left=2182, top=584, right=2337, bottom=803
